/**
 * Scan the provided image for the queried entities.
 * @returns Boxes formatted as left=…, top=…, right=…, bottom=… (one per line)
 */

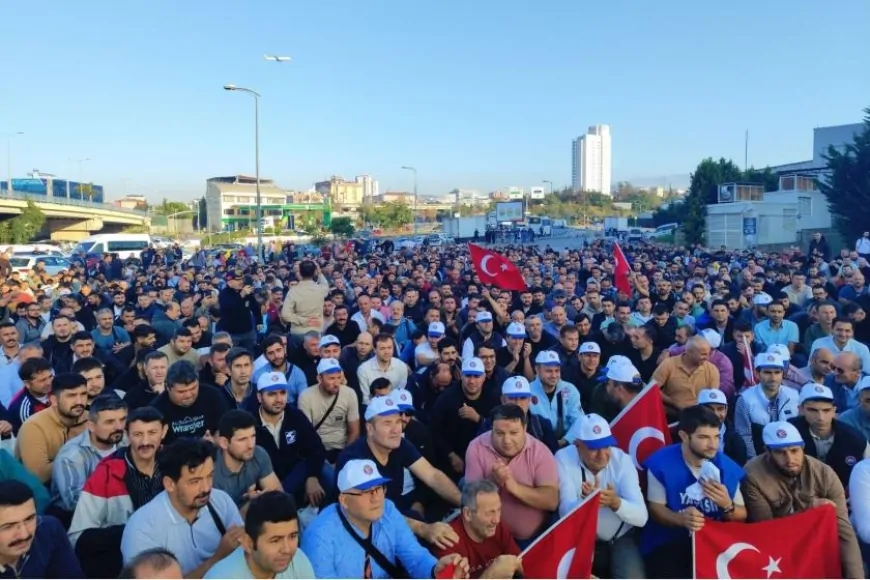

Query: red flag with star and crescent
left=612, top=242, right=631, bottom=297
left=468, top=243, right=527, bottom=292
left=521, top=490, right=599, bottom=579
left=609, top=381, right=672, bottom=471
left=693, top=505, right=842, bottom=579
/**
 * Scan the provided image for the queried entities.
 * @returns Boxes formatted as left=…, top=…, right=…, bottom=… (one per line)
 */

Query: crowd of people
left=1, top=230, right=870, bottom=579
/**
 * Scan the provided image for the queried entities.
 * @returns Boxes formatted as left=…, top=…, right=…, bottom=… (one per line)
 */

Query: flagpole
left=519, top=489, right=601, bottom=557
left=691, top=531, right=697, bottom=580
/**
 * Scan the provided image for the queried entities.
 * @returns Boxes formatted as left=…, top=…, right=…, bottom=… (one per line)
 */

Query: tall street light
left=224, top=84, right=263, bottom=261
left=401, top=166, right=417, bottom=235
left=2, top=131, right=24, bottom=195
left=542, top=180, right=553, bottom=194
left=69, top=157, right=91, bottom=198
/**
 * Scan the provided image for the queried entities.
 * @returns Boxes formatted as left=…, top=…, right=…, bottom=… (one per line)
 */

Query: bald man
left=825, top=352, right=868, bottom=412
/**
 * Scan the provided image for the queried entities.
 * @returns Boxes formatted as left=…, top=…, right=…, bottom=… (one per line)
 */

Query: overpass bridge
left=0, top=192, right=150, bottom=241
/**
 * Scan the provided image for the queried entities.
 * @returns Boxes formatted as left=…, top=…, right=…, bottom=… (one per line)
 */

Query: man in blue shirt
left=754, top=300, right=799, bottom=352
left=301, top=459, right=467, bottom=579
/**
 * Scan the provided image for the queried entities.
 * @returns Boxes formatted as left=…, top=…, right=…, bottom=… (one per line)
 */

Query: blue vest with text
left=640, top=444, right=745, bottom=555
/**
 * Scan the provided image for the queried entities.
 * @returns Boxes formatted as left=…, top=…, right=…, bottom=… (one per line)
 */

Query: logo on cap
left=776, top=429, right=787, bottom=439
left=270, top=373, right=281, bottom=382
left=592, top=425, right=602, bottom=434
left=469, top=361, right=476, bottom=368
left=709, top=391, right=718, bottom=399
left=385, top=399, right=394, bottom=406
left=846, top=456, right=857, bottom=466
left=767, top=355, right=776, bottom=361
left=514, top=379, right=522, bottom=388
left=814, top=385, right=823, bottom=393
left=363, top=464, right=374, bottom=475
left=400, top=392, right=408, bottom=401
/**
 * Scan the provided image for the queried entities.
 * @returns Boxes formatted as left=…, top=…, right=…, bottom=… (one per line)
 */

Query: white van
left=71, top=234, right=152, bottom=261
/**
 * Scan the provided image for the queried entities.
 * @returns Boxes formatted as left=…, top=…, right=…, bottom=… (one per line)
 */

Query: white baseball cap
left=579, top=342, right=601, bottom=355
left=502, top=376, right=531, bottom=399
left=762, top=421, right=804, bottom=449
left=754, top=352, right=784, bottom=370
left=607, top=362, right=641, bottom=383
left=337, top=459, right=391, bottom=493
left=316, top=358, right=342, bottom=375
left=394, top=388, right=414, bottom=411
left=364, top=395, right=402, bottom=421
left=318, top=335, right=340, bottom=348
left=535, top=350, right=561, bottom=366
left=506, top=322, right=526, bottom=339
left=606, top=355, right=632, bottom=370
left=799, top=383, right=834, bottom=405
left=256, top=371, right=288, bottom=393
left=699, top=328, right=722, bottom=349
left=571, top=414, right=617, bottom=449
left=698, top=388, right=727, bottom=406
left=753, top=293, right=773, bottom=306
left=476, top=311, right=493, bottom=323
left=427, top=321, right=445, bottom=336
left=766, top=344, right=791, bottom=363
left=462, top=357, right=485, bottom=376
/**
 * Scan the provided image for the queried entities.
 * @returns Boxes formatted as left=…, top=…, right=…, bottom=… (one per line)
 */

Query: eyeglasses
left=344, top=485, right=386, bottom=498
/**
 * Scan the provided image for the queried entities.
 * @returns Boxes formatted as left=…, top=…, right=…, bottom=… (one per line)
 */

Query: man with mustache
left=16, top=372, right=89, bottom=484
left=51, top=394, right=127, bottom=515
left=0, top=480, right=83, bottom=579
left=121, top=438, right=244, bottom=577
left=69, top=406, right=168, bottom=579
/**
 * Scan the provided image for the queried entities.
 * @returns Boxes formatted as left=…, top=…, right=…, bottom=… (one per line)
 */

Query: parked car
left=9, top=254, right=74, bottom=279
left=627, top=228, right=644, bottom=242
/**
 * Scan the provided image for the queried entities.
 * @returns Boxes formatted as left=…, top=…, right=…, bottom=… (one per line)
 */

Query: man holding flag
left=641, top=405, right=747, bottom=579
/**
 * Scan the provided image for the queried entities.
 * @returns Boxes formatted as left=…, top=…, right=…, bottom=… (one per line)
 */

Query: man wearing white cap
left=574, top=341, right=603, bottom=411
left=477, top=376, right=559, bottom=453
left=337, top=396, right=461, bottom=545
left=556, top=414, right=647, bottom=579
left=529, top=350, right=584, bottom=447
left=787, top=383, right=870, bottom=490
left=741, top=421, right=864, bottom=578
left=734, top=352, right=799, bottom=460
left=766, top=343, right=811, bottom=389
left=415, top=321, right=445, bottom=368
left=356, top=333, right=409, bottom=405
left=461, top=310, right=506, bottom=362
left=697, top=389, right=747, bottom=466
left=587, top=359, right=646, bottom=422
left=301, top=459, right=468, bottom=579
left=431, top=358, right=501, bottom=478
left=297, top=358, right=361, bottom=464
left=495, top=322, right=534, bottom=381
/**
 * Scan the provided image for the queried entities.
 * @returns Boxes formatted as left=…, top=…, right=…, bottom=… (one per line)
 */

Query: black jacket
left=216, top=286, right=259, bottom=334
left=789, top=416, right=866, bottom=490
left=254, top=405, right=326, bottom=482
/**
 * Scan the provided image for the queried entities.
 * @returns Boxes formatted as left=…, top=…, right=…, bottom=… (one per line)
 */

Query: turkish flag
left=741, top=335, right=758, bottom=389
left=693, top=505, right=842, bottom=579
left=612, top=242, right=631, bottom=297
left=610, top=381, right=672, bottom=470
left=521, top=491, right=599, bottom=579
left=468, top=243, right=527, bottom=291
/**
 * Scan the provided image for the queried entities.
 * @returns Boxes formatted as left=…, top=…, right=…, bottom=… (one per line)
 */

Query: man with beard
left=297, top=358, right=361, bottom=463
left=741, top=421, right=863, bottom=578
left=151, top=360, right=230, bottom=444
left=252, top=335, right=308, bottom=406
left=51, top=394, right=127, bottom=514
left=17, top=372, right=89, bottom=484
left=157, top=327, right=199, bottom=368
left=199, top=342, right=232, bottom=390
left=340, top=331, right=374, bottom=406
left=218, top=348, right=258, bottom=411
left=121, top=438, right=245, bottom=577
left=205, top=491, right=315, bottom=579
left=125, top=350, right=169, bottom=410
left=324, top=304, right=361, bottom=347
left=14, top=302, right=46, bottom=344
left=41, top=315, right=75, bottom=374
left=7, top=357, right=54, bottom=434
left=0, top=481, right=83, bottom=579
left=73, top=356, right=126, bottom=404
left=357, top=333, right=409, bottom=405
left=477, top=377, right=559, bottom=453
left=337, top=396, right=461, bottom=544
left=253, top=372, right=330, bottom=508
left=214, top=410, right=283, bottom=509
left=433, top=479, right=522, bottom=579
left=461, top=311, right=506, bottom=362
left=523, top=315, right=557, bottom=362
left=495, top=322, right=534, bottom=381
left=69, top=406, right=168, bottom=579
left=641, top=405, right=747, bottom=579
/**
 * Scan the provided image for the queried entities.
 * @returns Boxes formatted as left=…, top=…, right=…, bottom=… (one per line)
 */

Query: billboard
left=530, top=186, right=545, bottom=200
left=507, top=186, right=524, bottom=200
left=495, top=201, right=524, bottom=222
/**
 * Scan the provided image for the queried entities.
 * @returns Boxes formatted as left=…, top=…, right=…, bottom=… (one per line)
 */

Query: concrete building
left=114, top=195, right=148, bottom=210
left=205, top=175, right=291, bottom=232
left=357, top=174, right=379, bottom=202
left=451, top=188, right=489, bottom=205
left=314, top=176, right=365, bottom=207
left=706, top=122, right=864, bottom=250
left=373, top=191, right=414, bottom=204
left=572, top=125, right=612, bottom=195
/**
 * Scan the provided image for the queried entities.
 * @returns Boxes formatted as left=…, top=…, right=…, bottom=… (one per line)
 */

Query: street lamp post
left=3, top=132, right=23, bottom=195
left=401, top=166, right=417, bottom=235
left=69, top=157, right=91, bottom=198
left=542, top=180, right=553, bottom=194
left=224, top=84, right=263, bottom=261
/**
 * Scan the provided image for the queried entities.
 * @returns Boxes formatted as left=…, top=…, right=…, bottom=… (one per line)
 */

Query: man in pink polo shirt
left=464, top=403, right=559, bottom=546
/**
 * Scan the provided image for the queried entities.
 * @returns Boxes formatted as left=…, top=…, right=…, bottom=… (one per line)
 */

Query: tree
left=0, top=200, right=46, bottom=243
left=680, top=158, right=744, bottom=244
left=154, top=199, right=190, bottom=216
left=197, top=198, right=208, bottom=230
left=329, top=216, right=355, bottom=238
left=819, top=108, right=870, bottom=243
left=357, top=202, right=413, bottom=230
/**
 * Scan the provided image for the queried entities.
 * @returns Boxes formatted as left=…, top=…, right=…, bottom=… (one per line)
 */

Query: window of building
left=780, top=176, right=795, bottom=191
left=798, top=196, right=812, bottom=217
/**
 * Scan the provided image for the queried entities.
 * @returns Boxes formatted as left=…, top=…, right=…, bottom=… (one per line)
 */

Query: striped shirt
left=7, top=389, right=50, bottom=434
left=51, top=430, right=119, bottom=512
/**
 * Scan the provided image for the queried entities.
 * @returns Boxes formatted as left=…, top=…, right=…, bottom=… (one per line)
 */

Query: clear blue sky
left=2, top=0, right=868, bottom=202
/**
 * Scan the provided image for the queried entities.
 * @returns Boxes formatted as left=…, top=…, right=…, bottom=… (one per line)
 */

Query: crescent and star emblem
left=715, top=542, right=782, bottom=579
left=480, top=255, right=497, bottom=276
left=628, top=427, right=665, bottom=469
